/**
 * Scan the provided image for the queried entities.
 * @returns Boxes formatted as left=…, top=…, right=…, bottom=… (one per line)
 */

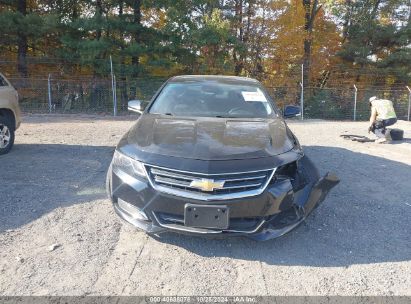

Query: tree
left=0, top=0, right=408, bottom=90
left=195, top=9, right=235, bottom=73
left=130, top=0, right=141, bottom=77
left=302, top=0, right=322, bottom=86
left=0, top=0, right=52, bottom=76
left=334, top=0, right=411, bottom=85
left=16, top=0, right=28, bottom=76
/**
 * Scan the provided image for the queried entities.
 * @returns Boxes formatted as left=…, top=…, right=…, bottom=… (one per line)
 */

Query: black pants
left=372, top=118, right=397, bottom=138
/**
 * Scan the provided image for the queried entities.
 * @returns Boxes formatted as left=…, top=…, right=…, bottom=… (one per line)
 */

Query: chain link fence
left=9, top=77, right=167, bottom=114
left=7, top=76, right=411, bottom=121
left=269, top=86, right=410, bottom=121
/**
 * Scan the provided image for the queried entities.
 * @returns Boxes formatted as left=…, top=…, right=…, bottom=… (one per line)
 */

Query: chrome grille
left=146, top=165, right=275, bottom=201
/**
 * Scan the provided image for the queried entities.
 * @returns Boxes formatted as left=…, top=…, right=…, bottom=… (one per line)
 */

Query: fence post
left=110, top=55, right=117, bottom=116
left=47, top=74, right=52, bottom=113
left=114, top=74, right=117, bottom=115
left=353, top=84, right=358, bottom=121
left=300, top=64, right=304, bottom=120
left=407, top=86, right=411, bottom=121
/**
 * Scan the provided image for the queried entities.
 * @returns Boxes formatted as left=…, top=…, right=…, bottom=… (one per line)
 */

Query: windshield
left=148, top=81, right=275, bottom=118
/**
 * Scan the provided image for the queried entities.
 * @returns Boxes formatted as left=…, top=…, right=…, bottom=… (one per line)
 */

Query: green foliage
left=304, top=89, right=354, bottom=120
left=0, top=0, right=409, bottom=86
left=335, top=0, right=411, bottom=84
left=0, top=10, right=49, bottom=47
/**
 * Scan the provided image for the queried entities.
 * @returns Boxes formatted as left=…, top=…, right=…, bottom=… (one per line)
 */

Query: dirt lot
left=0, top=115, right=410, bottom=296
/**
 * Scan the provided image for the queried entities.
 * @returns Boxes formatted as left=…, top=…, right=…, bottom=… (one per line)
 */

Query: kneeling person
left=368, top=96, right=397, bottom=143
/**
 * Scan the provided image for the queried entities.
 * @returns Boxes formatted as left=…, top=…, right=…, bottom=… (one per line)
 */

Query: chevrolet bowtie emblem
left=190, top=178, right=225, bottom=192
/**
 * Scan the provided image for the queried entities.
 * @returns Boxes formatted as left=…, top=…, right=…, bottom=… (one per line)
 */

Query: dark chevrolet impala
left=106, top=75, right=339, bottom=240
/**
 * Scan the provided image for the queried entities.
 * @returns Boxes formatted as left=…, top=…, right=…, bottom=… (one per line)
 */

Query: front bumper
left=108, top=156, right=339, bottom=241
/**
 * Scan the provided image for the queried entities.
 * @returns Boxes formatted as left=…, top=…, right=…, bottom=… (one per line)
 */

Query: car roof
left=168, top=75, right=261, bottom=86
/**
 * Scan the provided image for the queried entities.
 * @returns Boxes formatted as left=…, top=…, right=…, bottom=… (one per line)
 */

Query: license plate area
left=184, top=204, right=229, bottom=229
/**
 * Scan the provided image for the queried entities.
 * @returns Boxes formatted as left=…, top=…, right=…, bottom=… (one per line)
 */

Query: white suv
left=0, top=73, right=21, bottom=154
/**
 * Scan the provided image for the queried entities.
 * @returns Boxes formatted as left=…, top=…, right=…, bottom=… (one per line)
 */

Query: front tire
left=0, top=116, right=15, bottom=155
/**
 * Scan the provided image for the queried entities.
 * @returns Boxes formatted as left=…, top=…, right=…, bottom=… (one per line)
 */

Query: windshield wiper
left=215, top=115, right=239, bottom=118
left=163, top=113, right=173, bottom=116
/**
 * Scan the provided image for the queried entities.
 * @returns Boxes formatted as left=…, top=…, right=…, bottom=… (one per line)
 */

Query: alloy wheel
left=0, top=124, right=11, bottom=149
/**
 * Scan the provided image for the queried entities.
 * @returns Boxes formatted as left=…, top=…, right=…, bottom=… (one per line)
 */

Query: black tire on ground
left=386, top=128, right=404, bottom=141
left=0, top=115, right=15, bottom=155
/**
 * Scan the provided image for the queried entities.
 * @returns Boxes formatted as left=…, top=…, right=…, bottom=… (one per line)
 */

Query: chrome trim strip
left=152, top=169, right=266, bottom=191
left=222, top=175, right=266, bottom=182
left=145, top=165, right=277, bottom=201
left=152, top=212, right=266, bottom=234
left=154, top=176, right=263, bottom=189
left=222, top=183, right=262, bottom=190
left=151, top=168, right=194, bottom=181
left=152, top=168, right=267, bottom=183
left=154, top=176, right=192, bottom=187
left=146, top=163, right=274, bottom=176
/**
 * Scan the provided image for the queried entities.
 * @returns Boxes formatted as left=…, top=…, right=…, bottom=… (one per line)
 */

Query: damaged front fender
left=250, top=157, right=340, bottom=241
left=301, top=172, right=340, bottom=215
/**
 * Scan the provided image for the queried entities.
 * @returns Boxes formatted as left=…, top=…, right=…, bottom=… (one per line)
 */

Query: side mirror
left=128, top=100, right=145, bottom=114
left=283, top=105, right=301, bottom=118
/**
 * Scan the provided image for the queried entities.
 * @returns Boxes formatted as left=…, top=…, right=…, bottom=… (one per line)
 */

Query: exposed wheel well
left=0, top=108, right=16, bottom=130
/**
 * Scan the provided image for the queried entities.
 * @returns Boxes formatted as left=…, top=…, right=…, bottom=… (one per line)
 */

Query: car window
left=0, top=75, right=9, bottom=87
left=149, top=82, right=275, bottom=118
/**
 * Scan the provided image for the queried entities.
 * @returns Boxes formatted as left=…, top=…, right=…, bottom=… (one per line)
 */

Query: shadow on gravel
left=0, top=143, right=115, bottom=232
left=154, top=145, right=411, bottom=267
left=388, top=138, right=411, bottom=145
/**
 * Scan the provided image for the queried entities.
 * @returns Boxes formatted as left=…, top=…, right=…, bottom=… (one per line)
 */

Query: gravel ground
left=0, top=114, right=410, bottom=296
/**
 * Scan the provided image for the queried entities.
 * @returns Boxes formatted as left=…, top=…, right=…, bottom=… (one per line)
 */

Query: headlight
left=112, top=150, right=146, bottom=178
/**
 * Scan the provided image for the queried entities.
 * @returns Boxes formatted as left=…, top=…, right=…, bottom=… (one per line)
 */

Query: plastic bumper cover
left=108, top=163, right=339, bottom=240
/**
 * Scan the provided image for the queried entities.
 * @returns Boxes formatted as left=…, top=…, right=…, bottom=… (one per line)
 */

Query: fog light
left=118, top=198, right=148, bottom=221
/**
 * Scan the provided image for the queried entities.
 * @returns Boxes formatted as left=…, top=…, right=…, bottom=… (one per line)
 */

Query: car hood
left=124, top=114, right=295, bottom=161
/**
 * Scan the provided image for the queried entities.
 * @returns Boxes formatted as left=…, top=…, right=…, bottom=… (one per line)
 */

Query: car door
left=0, top=73, right=18, bottom=106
